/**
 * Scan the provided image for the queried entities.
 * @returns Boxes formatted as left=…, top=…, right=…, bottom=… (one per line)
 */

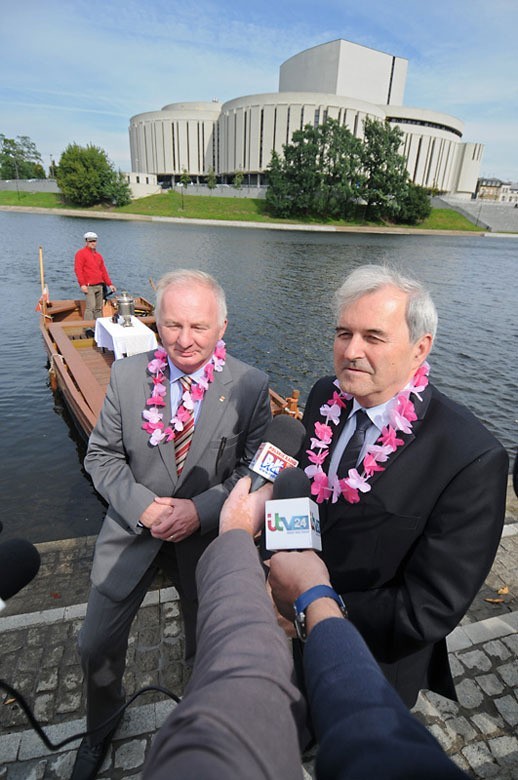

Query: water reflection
left=0, top=211, right=515, bottom=542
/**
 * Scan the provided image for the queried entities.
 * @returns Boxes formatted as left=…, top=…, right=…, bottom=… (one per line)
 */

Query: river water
left=0, top=210, right=516, bottom=543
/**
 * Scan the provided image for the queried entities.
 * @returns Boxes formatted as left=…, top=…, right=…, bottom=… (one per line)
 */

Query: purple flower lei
left=142, top=340, right=227, bottom=446
left=305, top=362, right=430, bottom=504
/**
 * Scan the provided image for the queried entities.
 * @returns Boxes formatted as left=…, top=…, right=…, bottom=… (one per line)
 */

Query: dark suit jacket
left=299, top=378, right=508, bottom=705
left=305, top=618, right=468, bottom=779
left=85, top=351, right=271, bottom=604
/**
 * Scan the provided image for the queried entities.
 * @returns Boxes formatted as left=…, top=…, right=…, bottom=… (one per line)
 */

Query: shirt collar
left=167, top=357, right=209, bottom=384
left=349, top=396, right=396, bottom=431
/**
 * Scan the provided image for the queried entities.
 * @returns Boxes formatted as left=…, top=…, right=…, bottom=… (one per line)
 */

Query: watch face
left=294, top=613, right=307, bottom=643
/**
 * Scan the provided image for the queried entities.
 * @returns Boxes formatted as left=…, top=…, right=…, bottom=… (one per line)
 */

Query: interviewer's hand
left=269, top=550, right=332, bottom=623
left=219, top=476, right=273, bottom=536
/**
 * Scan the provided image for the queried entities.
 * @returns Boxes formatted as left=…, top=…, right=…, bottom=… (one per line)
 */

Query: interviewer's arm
left=144, top=480, right=306, bottom=780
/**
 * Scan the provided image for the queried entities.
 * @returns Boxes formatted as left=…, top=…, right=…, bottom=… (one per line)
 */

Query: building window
left=413, top=137, right=423, bottom=181
left=314, top=108, right=320, bottom=128
left=286, top=107, right=291, bottom=145
left=243, top=110, right=247, bottom=169
left=259, top=108, right=264, bottom=169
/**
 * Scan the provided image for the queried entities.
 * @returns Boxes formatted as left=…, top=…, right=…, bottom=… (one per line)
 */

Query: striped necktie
left=174, top=376, right=195, bottom=476
left=337, top=410, right=371, bottom=476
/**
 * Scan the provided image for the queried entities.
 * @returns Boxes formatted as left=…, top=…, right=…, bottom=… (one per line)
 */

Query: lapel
left=142, top=361, right=178, bottom=486
left=180, top=362, right=233, bottom=480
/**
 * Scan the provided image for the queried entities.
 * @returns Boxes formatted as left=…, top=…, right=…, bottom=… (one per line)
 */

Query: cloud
left=1, top=0, right=516, bottom=179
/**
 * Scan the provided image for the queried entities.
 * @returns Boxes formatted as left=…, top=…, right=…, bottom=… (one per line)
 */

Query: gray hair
left=333, top=265, right=437, bottom=343
left=155, top=269, right=227, bottom=325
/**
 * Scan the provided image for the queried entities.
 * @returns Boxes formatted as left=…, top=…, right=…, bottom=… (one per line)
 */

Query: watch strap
left=293, top=585, right=347, bottom=641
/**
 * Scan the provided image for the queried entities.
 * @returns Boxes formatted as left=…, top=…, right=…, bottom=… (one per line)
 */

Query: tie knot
left=354, top=409, right=371, bottom=432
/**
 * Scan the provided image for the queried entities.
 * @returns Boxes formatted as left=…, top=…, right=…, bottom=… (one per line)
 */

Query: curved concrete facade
left=129, top=101, right=222, bottom=178
left=129, top=40, right=482, bottom=196
left=218, top=92, right=385, bottom=179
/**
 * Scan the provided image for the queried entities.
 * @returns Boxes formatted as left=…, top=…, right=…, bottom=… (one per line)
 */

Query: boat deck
left=68, top=333, right=115, bottom=390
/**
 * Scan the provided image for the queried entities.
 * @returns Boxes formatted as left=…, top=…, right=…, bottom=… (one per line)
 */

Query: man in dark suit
left=145, top=477, right=467, bottom=780
left=298, top=264, right=508, bottom=708
left=71, top=269, right=271, bottom=780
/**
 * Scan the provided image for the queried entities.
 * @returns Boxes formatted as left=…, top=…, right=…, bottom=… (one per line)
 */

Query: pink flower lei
left=142, top=340, right=227, bottom=446
left=305, top=362, right=430, bottom=505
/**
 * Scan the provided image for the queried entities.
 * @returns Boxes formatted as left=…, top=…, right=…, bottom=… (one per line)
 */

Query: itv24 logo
left=266, top=512, right=320, bottom=533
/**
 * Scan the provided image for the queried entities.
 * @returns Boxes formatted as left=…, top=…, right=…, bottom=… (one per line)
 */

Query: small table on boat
left=94, top=316, right=158, bottom=360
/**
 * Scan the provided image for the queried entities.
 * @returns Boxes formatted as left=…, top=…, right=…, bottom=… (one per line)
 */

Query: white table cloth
left=94, top=316, right=158, bottom=360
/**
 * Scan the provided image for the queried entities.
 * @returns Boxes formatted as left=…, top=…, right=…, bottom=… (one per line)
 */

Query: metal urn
left=116, top=291, right=135, bottom=327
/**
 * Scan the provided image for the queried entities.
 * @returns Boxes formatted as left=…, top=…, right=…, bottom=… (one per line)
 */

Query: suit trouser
left=84, top=284, right=103, bottom=320
left=77, top=546, right=197, bottom=745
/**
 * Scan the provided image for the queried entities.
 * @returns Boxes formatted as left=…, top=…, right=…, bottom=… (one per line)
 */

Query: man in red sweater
left=74, top=231, right=116, bottom=321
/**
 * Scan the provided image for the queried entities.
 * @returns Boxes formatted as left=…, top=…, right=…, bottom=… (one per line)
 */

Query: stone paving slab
left=0, top=483, right=516, bottom=778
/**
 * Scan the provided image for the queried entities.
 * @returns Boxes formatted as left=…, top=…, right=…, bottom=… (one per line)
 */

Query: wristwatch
left=293, top=584, right=348, bottom=642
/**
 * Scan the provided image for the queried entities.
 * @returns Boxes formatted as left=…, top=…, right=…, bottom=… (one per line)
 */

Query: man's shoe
left=70, top=730, right=115, bottom=780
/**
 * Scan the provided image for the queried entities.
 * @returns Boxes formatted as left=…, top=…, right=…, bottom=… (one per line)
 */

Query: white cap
left=84, top=231, right=98, bottom=240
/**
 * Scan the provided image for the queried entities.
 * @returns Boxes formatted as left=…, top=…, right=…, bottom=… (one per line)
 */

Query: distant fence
left=0, top=179, right=267, bottom=199
left=0, top=179, right=60, bottom=193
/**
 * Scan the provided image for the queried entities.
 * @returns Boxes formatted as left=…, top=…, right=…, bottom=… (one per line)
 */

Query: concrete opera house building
left=129, top=39, right=482, bottom=197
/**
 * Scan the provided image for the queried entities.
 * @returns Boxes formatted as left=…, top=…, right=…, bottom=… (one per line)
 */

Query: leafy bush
left=394, top=184, right=432, bottom=225
left=56, top=144, right=131, bottom=207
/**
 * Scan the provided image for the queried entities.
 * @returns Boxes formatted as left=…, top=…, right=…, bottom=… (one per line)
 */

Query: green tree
left=0, top=134, right=46, bottom=179
left=265, top=151, right=293, bottom=217
left=56, top=144, right=131, bottom=207
left=359, top=118, right=409, bottom=221
left=206, top=166, right=217, bottom=192
left=394, top=183, right=432, bottom=225
left=233, top=168, right=244, bottom=189
left=179, top=168, right=191, bottom=209
left=266, top=119, right=363, bottom=219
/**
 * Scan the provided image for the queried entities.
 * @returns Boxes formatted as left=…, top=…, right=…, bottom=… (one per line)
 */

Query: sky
left=1, top=0, right=517, bottom=181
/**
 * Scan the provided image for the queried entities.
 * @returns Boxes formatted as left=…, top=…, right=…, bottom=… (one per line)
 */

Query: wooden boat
left=38, top=294, right=301, bottom=439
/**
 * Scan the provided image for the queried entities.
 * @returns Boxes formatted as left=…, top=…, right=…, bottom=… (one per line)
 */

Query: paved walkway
left=1, top=480, right=517, bottom=779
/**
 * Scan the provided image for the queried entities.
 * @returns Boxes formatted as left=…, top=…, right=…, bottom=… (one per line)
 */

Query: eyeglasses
left=87, top=239, right=97, bottom=243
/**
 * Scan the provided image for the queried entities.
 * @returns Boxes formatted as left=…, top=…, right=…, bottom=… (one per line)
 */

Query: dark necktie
left=174, top=377, right=195, bottom=476
left=337, top=410, right=371, bottom=476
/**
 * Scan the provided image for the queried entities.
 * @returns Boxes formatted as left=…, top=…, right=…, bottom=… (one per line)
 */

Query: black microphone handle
left=249, top=471, right=269, bottom=492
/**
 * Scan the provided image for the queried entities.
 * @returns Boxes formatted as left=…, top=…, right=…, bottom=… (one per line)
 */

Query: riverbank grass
left=0, top=189, right=483, bottom=231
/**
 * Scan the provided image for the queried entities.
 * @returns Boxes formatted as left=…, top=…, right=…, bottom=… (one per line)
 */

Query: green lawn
left=0, top=189, right=483, bottom=232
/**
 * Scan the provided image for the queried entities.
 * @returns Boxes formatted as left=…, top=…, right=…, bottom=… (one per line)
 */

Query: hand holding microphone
left=219, top=477, right=273, bottom=537
left=264, top=467, right=321, bottom=552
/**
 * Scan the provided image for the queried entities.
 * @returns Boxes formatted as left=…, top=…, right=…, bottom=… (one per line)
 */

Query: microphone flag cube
left=265, top=497, right=321, bottom=551
left=249, top=442, right=298, bottom=483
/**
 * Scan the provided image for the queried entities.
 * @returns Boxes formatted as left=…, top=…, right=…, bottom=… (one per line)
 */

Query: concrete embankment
left=0, top=479, right=517, bottom=779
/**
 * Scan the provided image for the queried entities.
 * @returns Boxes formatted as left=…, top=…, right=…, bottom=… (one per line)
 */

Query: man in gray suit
left=71, top=269, right=271, bottom=780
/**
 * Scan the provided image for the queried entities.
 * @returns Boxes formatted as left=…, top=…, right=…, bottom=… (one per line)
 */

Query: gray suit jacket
left=85, top=351, right=271, bottom=602
left=143, top=530, right=305, bottom=780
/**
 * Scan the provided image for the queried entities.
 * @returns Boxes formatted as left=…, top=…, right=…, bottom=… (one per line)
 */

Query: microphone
left=272, top=466, right=312, bottom=501
left=265, top=467, right=321, bottom=552
left=0, top=539, right=41, bottom=611
left=248, top=415, right=306, bottom=491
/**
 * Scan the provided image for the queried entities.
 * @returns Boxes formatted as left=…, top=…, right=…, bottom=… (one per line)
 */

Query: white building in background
left=129, top=39, right=482, bottom=197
